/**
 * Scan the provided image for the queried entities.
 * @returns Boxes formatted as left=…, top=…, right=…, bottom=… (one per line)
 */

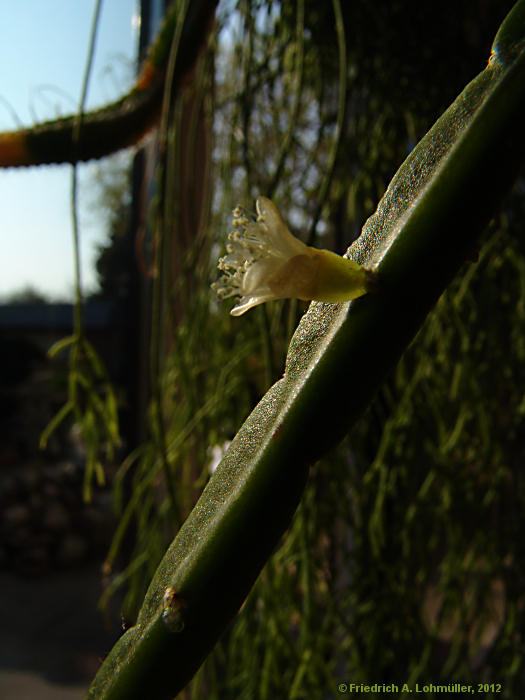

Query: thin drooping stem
left=307, top=0, right=347, bottom=246
left=71, top=0, right=103, bottom=323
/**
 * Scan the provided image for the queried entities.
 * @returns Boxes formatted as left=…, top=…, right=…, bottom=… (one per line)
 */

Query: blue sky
left=0, top=1, right=138, bottom=300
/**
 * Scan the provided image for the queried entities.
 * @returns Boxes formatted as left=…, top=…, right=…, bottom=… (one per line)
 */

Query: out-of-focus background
left=0, top=2, right=139, bottom=697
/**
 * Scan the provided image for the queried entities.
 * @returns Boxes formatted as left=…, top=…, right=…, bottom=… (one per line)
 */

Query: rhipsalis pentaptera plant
left=3, top=1, right=524, bottom=697
left=86, top=1, right=525, bottom=698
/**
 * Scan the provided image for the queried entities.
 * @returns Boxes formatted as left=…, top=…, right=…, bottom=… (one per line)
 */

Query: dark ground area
left=0, top=456, right=123, bottom=698
left=0, top=568, right=121, bottom=699
left=0, top=309, right=130, bottom=698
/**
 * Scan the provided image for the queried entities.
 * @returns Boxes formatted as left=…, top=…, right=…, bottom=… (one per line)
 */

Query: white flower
left=212, top=196, right=374, bottom=316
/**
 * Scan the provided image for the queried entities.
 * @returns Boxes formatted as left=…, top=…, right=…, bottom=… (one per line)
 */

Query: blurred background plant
left=5, top=0, right=523, bottom=696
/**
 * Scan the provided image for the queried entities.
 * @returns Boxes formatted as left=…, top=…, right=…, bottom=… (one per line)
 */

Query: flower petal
left=212, top=196, right=376, bottom=316
left=230, top=292, right=276, bottom=316
left=255, top=197, right=309, bottom=258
